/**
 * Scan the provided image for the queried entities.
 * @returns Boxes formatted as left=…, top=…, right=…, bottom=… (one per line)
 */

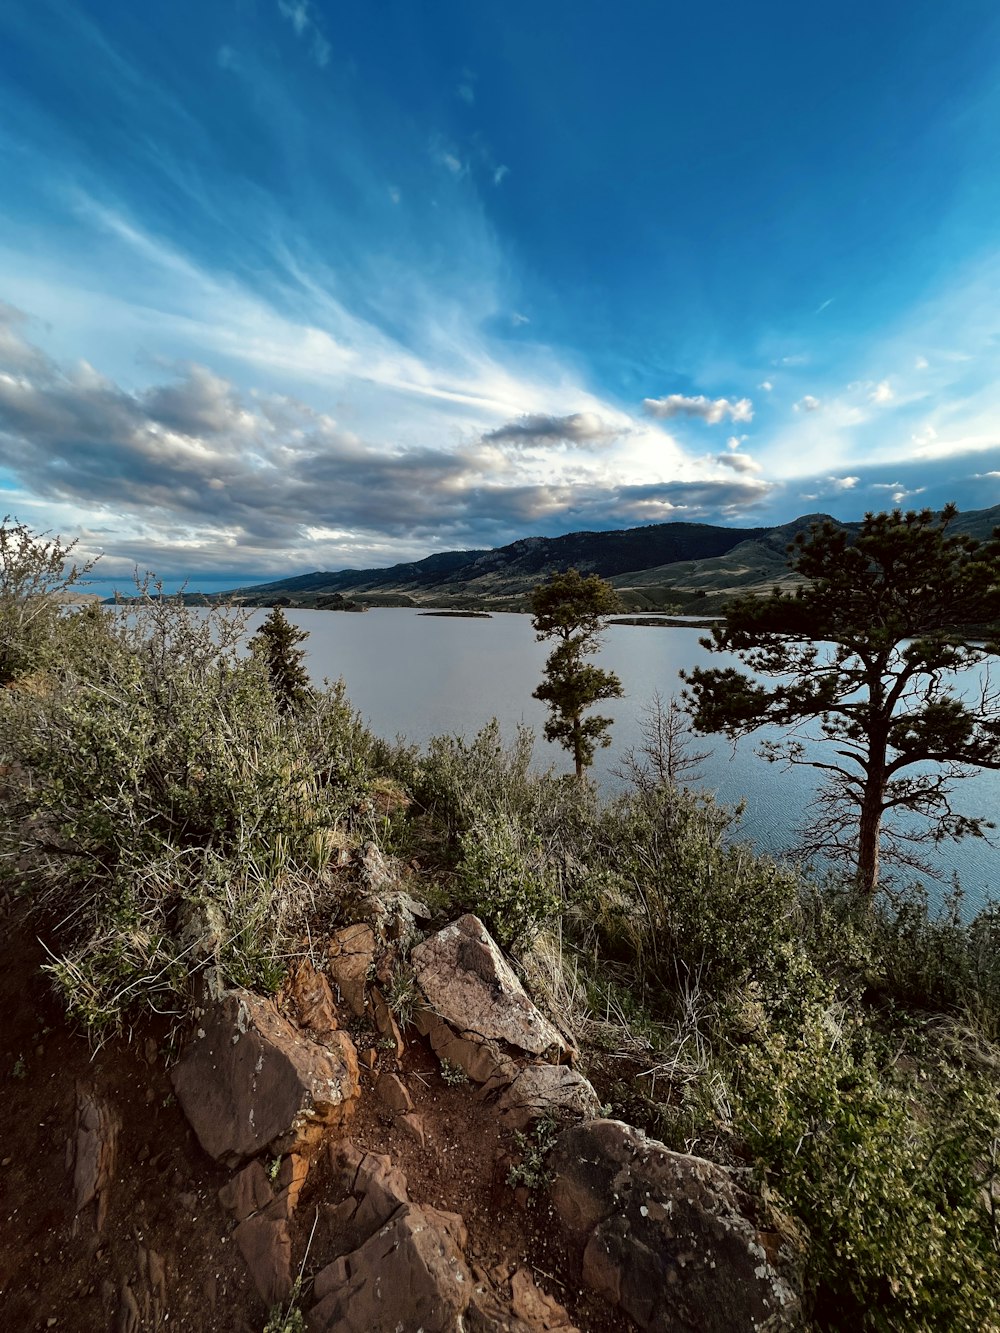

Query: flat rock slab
left=308, top=1203, right=472, bottom=1333
left=549, top=1120, right=803, bottom=1333
left=498, top=1064, right=602, bottom=1129
left=171, top=989, right=359, bottom=1165
left=233, top=1213, right=292, bottom=1307
left=411, top=915, right=572, bottom=1061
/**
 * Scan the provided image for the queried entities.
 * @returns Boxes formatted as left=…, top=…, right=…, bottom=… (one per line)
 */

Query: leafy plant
left=439, top=1058, right=468, bottom=1086
left=506, top=1115, right=560, bottom=1194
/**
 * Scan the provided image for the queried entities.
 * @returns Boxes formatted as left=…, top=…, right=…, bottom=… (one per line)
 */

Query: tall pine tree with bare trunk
left=683, top=505, right=1000, bottom=898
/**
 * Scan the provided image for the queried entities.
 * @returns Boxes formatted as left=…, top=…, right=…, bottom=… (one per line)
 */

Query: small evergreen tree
left=531, top=568, right=623, bottom=778
left=251, top=606, right=314, bottom=714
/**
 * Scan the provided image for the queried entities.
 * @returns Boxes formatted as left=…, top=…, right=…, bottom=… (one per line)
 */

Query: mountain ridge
left=216, top=504, right=1000, bottom=613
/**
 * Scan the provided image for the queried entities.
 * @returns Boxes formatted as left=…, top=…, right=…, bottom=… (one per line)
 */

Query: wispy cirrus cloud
left=277, top=0, right=330, bottom=67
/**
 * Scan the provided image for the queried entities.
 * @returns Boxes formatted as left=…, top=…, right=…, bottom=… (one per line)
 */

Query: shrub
left=454, top=813, right=559, bottom=949
left=733, top=996, right=1000, bottom=1331
left=0, top=588, right=368, bottom=1034
left=581, top=783, right=802, bottom=1004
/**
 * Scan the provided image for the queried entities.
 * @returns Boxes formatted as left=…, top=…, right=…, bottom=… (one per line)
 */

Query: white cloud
left=442, top=153, right=464, bottom=176
left=511, top=312, right=530, bottom=327
left=816, top=298, right=834, bottom=314
left=457, top=83, right=475, bottom=105
left=795, top=395, right=821, bottom=412
left=642, top=393, right=753, bottom=425
left=870, top=379, right=894, bottom=404
left=388, top=186, right=401, bottom=205
left=758, top=380, right=773, bottom=392
left=827, top=475, right=859, bottom=490
left=717, top=451, right=762, bottom=473
left=493, top=165, right=510, bottom=186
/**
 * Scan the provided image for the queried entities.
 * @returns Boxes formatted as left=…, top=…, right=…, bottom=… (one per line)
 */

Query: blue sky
left=2, top=0, right=1000, bottom=587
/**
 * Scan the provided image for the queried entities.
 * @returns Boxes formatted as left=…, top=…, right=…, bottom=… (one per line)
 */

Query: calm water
left=256, top=607, right=998, bottom=911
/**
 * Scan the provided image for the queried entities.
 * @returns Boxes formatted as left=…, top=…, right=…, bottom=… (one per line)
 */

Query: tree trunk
left=572, top=715, right=584, bottom=780
left=856, top=779, right=883, bottom=900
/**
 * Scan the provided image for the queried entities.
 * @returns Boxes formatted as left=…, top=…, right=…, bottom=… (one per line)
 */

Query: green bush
left=581, top=783, right=802, bottom=1004
left=455, top=813, right=560, bottom=949
left=0, top=588, right=371, bottom=1034
left=733, top=995, right=1000, bottom=1331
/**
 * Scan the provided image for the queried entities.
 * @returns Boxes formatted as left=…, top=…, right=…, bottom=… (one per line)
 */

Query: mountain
left=217, top=505, right=1000, bottom=613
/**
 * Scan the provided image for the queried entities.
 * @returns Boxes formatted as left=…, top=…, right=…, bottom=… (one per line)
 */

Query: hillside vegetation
left=3, top=524, right=1000, bottom=1330
left=210, top=505, right=1000, bottom=614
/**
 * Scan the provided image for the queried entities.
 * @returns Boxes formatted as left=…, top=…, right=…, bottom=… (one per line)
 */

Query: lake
left=258, top=607, right=999, bottom=912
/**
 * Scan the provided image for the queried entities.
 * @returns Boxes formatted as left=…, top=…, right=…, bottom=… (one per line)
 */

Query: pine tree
left=683, top=505, right=1000, bottom=897
left=251, top=606, right=313, bottom=715
left=531, top=568, right=623, bottom=778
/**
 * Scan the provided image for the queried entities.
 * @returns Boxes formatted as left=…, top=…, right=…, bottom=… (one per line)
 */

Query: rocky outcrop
left=311, top=1144, right=578, bottom=1333
left=217, top=1155, right=311, bottom=1305
left=171, top=989, right=359, bottom=1165
left=311, top=1145, right=472, bottom=1330
left=411, top=915, right=572, bottom=1063
left=549, top=1120, right=803, bottom=1332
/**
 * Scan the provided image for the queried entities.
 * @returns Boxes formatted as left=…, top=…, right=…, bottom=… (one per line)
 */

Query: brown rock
left=218, top=1160, right=272, bottom=1222
left=398, top=1112, right=427, bottom=1147
left=71, top=1087, right=119, bottom=1233
left=273, top=1152, right=309, bottom=1216
left=549, top=1120, right=803, bottom=1332
left=233, top=1213, right=292, bottom=1307
left=308, top=1203, right=471, bottom=1332
left=375, top=1070, right=414, bottom=1116
left=286, top=959, right=338, bottom=1038
left=171, top=989, right=359, bottom=1165
left=416, top=1007, right=520, bottom=1093
left=510, top=1269, right=579, bottom=1330
left=497, top=1065, right=602, bottom=1129
left=324, top=1144, right=410, bottom=1253
left=411, top=915, right=572, bottom=1061
left=414, top=1009, right=518, bottom=1090
left=327, top=923, right=375, bottom=1016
